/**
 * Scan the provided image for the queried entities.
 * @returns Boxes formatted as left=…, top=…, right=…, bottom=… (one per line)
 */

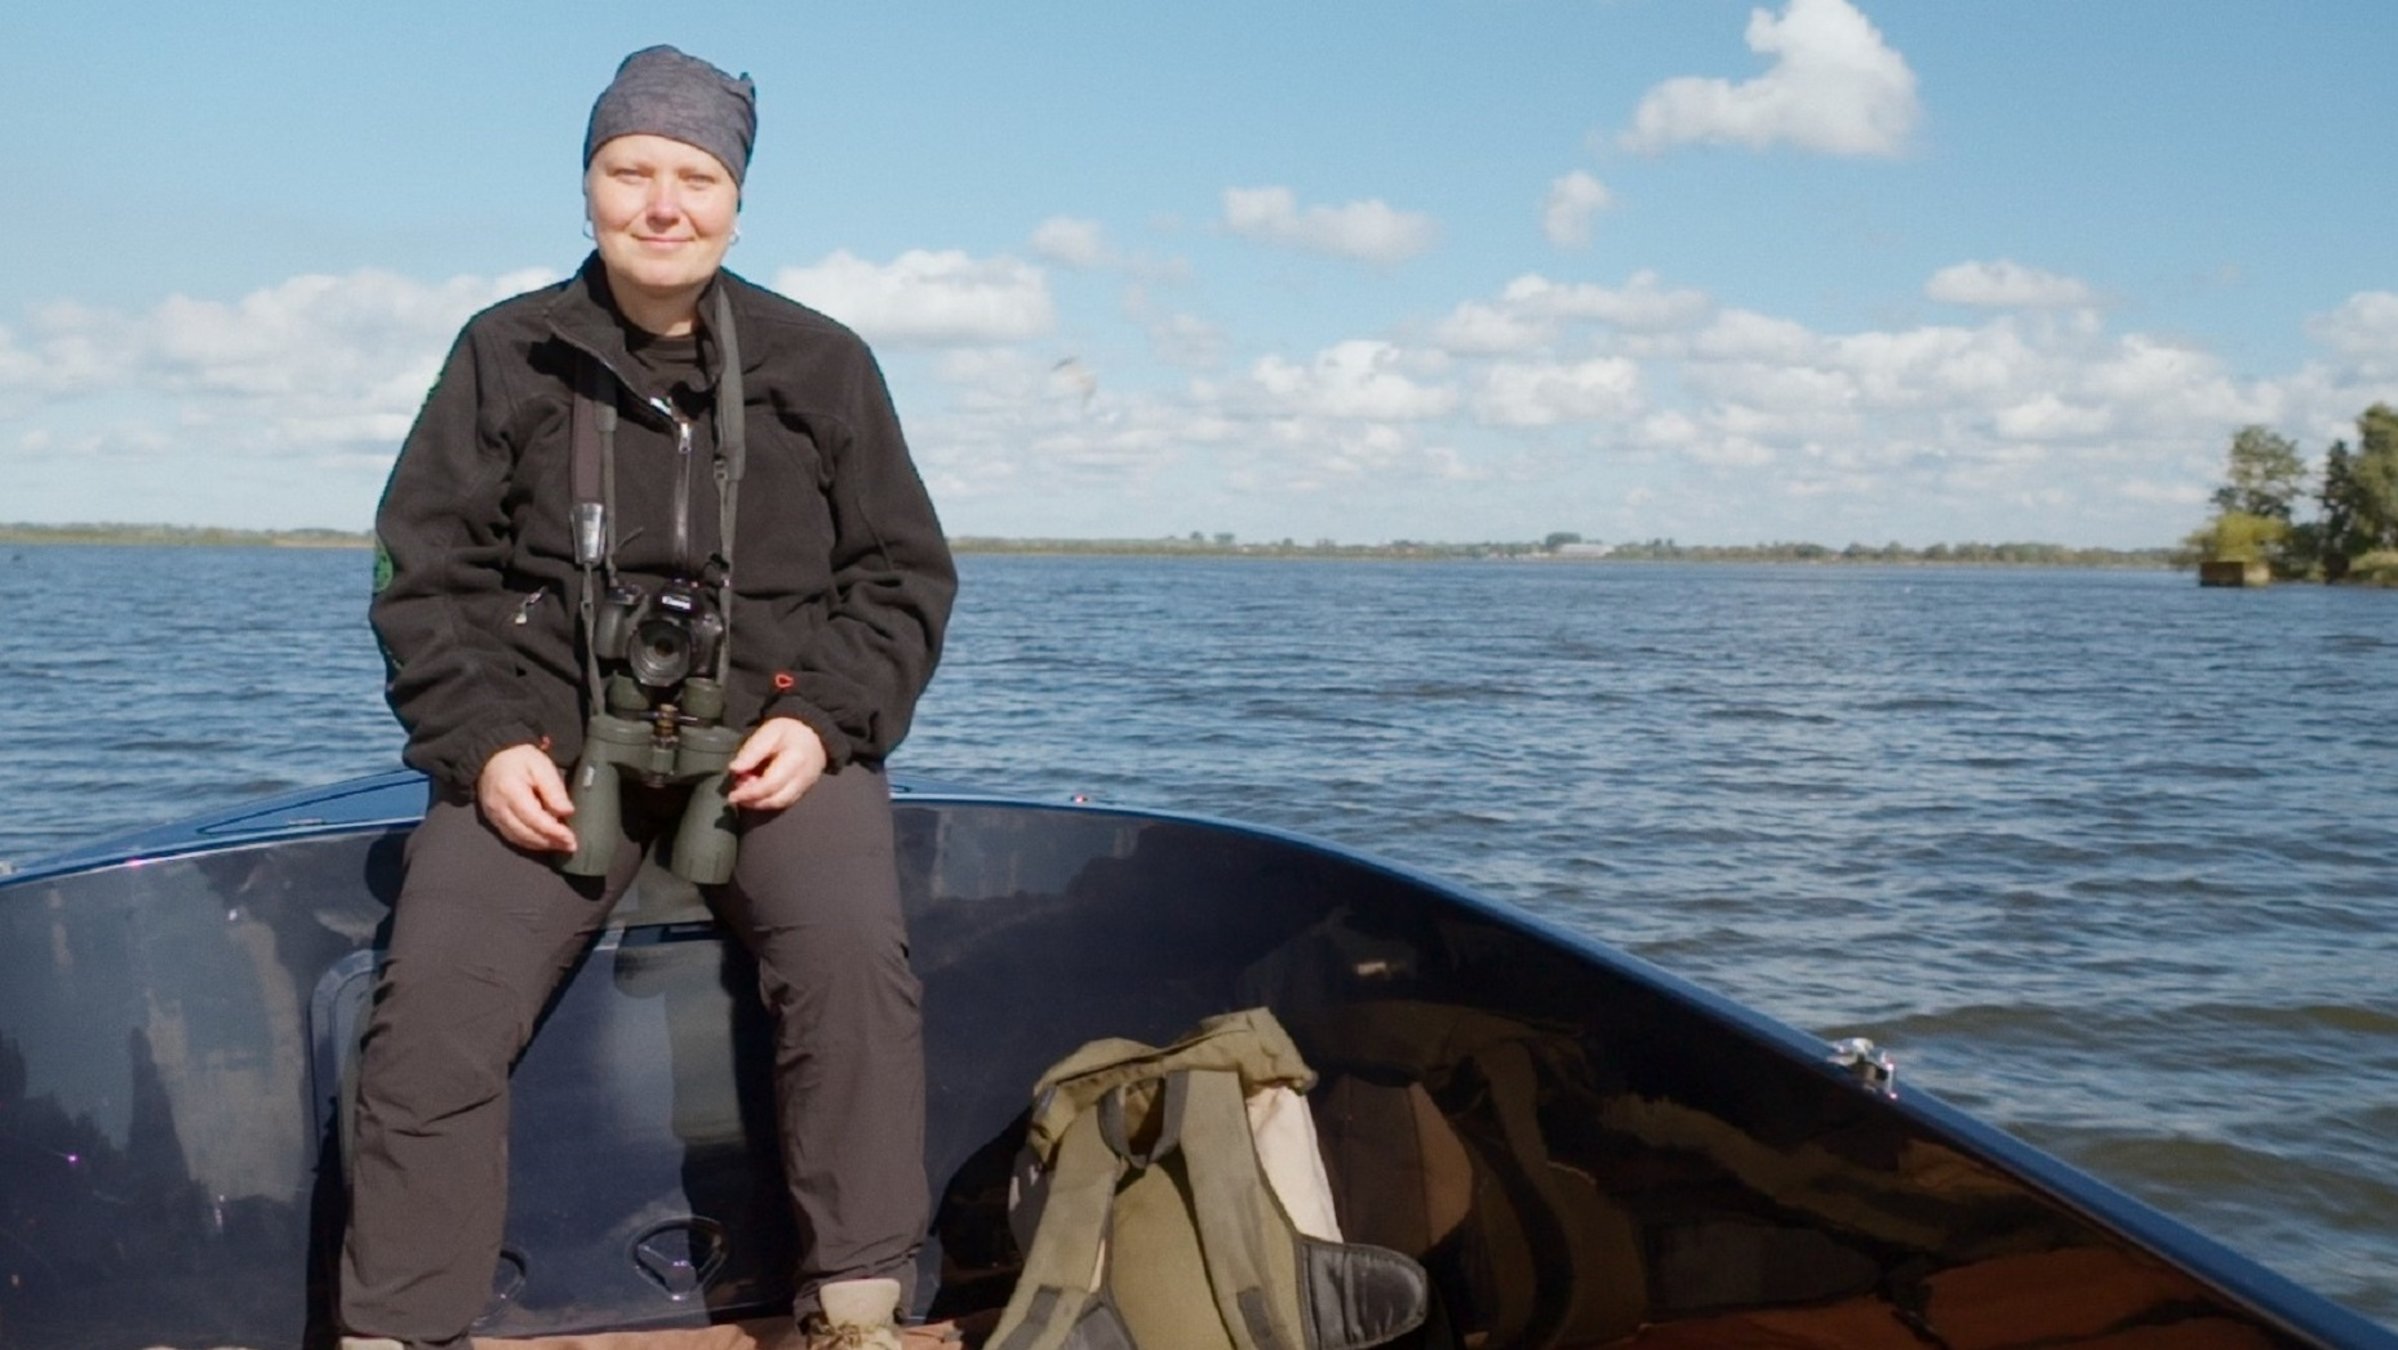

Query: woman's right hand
left=477, top=743, right=579, bottom=854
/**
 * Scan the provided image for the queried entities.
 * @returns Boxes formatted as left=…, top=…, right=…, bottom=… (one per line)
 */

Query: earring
left=731, top=230, right=742, bottom=246
left=581, top=222, right=595, bottom=241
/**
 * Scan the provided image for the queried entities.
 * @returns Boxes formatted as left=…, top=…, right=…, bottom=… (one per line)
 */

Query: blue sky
left=4, top=1, right=2394, bottom=546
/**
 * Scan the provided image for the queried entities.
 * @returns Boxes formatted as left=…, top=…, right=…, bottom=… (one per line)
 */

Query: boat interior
left=0, top=775, right=2370, bottom=1348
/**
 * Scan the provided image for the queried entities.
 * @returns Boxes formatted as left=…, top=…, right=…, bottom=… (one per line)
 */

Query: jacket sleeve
left=762, top=343, right=956, bottom=767
left=368, top=325, right=549, bottom=790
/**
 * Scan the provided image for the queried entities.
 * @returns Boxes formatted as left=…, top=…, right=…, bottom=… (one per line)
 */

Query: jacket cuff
left=764, top=697, right=857, bottom=770
left=444, top=719, right=551, bottom=793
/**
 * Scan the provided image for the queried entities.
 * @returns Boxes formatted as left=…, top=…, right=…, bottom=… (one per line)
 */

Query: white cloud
left=1229, top=418, right=1483, bottom=496
left=1825, top=322, right=2038, bottom=403
left=1542, top=171, right=1613, bottom=249
left=1688, top=363, right=1859, bottom=418
left=1026, top=216, right=1190, bottom=283
left=887, top=331, right=1478, bottom=523
left=1430, top=272, right=1711, bottom=356
left=774, top=249, right=1055, bottom=347
left=1634, top=410, right=1703, bottom=450
left=1222, top=186, right=1438, bottom=265
left=0, top=268, right=560, bottom=526
left=2081, top=335, right=2263, bottom=424
left=1393, top=262, right=2332, bottom=539
left=914, top=332, right=1475, bottom=518
left=2117, top=477, right=2209, bottom=507
left=0, top=325, right=39, bottom=390
left=1926, top=260, right=2096, bottom=309
left=904, top=352, right=1211, bottom=503
left=1027, top=422, right=1187, bottom=477
left=1430, top=302, right=1556, bottom=356
left=1235, top=340, right=1457, bottom=420
left=2305, top=291, right=2398, bottom=373
left=1029, top=216, right=1112, bottom=269
left=1692, top=308, right=1821, bottom=364
left=1619, top=0, right=1920, bottom=158
left=1475, top=357, right=1644, bottom=426
left=1992, top=393, right=2113, bottom=441
left=1565, top=292, right=2334, bottom=540
left=1124, top=286, right=1229, bottom=369
left=1687, top=436, right=1779, bottom=469
left=0, top=267, right=554, bottom=445
left=1502, top=271, right=1714, bottom=332
left=1146, top=311, right=1230, bottom=370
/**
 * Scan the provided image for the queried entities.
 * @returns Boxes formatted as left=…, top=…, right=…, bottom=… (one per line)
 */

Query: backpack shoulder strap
left=1176, top=1069, right=1429, bottom=1350
left=990, top=1105, right=1131, bottom=1350
left=1168, top=1068, right=1297, bottom=1349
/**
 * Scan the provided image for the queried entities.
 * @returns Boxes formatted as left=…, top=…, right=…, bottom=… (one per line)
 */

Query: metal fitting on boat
left=1827, top=1036, right=1898, bottom=1097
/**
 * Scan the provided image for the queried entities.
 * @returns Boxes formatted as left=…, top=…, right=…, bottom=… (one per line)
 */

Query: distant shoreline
left=0, top=523, right=2176, bottom=568
left=1, top=524, right=372, bottom=549
left=945, top=537, right=2178, bottom=567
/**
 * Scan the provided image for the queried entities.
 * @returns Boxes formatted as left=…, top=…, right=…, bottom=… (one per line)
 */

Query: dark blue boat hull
left=0, top=774, right=2387, bottom=1347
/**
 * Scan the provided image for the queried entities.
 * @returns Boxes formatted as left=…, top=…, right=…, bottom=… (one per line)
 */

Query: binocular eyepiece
left=561, top=579, right=741, bottom=885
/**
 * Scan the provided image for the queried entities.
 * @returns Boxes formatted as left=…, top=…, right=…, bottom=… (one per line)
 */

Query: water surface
left=1, top=547, right=2391, bottom=1324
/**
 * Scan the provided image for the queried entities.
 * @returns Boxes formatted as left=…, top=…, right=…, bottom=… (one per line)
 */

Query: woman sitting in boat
left=352, top=44, right=954, bottom=1350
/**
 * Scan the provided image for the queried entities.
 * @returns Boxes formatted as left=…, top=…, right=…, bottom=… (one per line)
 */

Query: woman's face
left=584, top=134, right=739, bottom=305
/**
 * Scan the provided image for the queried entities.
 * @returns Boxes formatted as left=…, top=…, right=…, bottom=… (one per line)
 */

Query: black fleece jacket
left=370, top=257, right=955, bottom=791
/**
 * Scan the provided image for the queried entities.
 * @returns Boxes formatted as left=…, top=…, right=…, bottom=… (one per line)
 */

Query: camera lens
left=629, top=615, right=693, bottom=687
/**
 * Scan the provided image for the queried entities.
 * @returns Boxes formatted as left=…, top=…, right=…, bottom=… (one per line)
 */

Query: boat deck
left=440, top=1245, right=2277, bottom=1349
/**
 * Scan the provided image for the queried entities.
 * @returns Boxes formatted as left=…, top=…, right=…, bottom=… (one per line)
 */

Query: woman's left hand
left=725, top=716, right=829, bottom=811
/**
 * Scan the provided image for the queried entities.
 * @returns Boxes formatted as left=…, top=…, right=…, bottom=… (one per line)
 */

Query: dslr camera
left=561, top=577, right=744, bottom=884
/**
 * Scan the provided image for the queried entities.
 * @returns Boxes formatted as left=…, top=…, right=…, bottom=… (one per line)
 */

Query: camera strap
left=570, top=355, right=617, bottom=711
left=710, top=287, right=744, bottom=688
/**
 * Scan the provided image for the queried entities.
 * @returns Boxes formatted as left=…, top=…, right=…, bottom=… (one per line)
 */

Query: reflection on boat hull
left=0, top=774, right=2387, bottom=1347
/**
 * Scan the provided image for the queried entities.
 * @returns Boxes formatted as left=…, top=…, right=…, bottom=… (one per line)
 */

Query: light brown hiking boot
left=800, top=1277, right=904, bottom=1350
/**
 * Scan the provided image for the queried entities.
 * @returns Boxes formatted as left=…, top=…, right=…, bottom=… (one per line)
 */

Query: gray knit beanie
left=583, top=45, right=757, bottom=185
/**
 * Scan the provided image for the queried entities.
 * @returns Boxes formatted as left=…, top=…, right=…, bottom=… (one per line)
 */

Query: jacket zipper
left=658, top=398, right=694, bottom=573
left=557, top=332, right=705, bottom=573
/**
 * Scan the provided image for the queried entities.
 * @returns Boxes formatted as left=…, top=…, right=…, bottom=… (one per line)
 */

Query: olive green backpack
left=988, top=1008, right=1429, bottom=1350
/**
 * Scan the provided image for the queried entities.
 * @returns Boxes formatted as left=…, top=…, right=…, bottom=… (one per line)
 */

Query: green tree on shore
left=2193, top=405, right=2398, bottom=583
left=2315, top=405, right=2398, bottom=581
left=2352, top=404, right=2398, bottom=538
left=2210, top=426, right=2307, bottom=520
left=2319, top=441, right=2364, bottom=581
left=2188, top=425, right=2308, bottom=576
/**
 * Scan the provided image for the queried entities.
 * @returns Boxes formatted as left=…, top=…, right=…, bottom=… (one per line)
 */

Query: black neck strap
left=569, top=286, right=747, bottom=704
left=709, top=288, right=743, bottom=688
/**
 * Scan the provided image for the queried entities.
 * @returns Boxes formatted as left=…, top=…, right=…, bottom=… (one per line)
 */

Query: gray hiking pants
left=339, top=764, right=927, bottom=1348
